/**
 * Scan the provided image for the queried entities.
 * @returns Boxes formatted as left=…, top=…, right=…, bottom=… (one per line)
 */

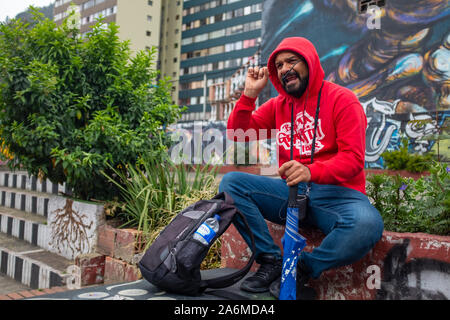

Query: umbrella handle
left=288, top=185, right=299, bottom=207
left=288, top=184, right=308, bottom=223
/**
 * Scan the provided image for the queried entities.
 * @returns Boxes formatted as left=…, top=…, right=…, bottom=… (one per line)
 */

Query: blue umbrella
left=279, top=185, right=308, bottom=300
left=279, top=81, right=323, bottom=300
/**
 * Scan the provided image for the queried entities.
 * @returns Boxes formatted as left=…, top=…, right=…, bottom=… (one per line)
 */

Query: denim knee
left=352, top=205, right=384, bottom=251
left=219, top=171, right=245, bottom=194
left=368, top=207, right=384, bottom=243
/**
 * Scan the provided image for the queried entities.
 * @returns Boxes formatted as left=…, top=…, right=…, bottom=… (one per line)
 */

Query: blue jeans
left=219, top=172, right=384, bottom=279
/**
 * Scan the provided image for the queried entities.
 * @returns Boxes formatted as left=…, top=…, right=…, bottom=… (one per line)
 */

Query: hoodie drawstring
left=289, top=83, right=323, bottom=196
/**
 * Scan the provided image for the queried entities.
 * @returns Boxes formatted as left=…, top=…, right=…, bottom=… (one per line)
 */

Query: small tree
left=0, top=9, right=184, bottom=201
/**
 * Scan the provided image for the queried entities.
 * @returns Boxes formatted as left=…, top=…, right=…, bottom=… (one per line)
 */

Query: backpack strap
left=199, top=209, right=256, bottom=292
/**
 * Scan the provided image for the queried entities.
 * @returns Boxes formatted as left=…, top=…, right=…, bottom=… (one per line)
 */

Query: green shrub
left=381, top=138, right=433, bottom=173
left=102, top=153, right=220, bottom=250
left=103, top=154, right=222, bottom=269
left=366, top=161, right=450, bottom=235
left=0, top=10, right=184, bottom=201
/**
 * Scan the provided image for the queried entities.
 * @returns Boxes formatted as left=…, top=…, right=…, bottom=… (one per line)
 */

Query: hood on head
left=268, top=37, right=325, bottom=99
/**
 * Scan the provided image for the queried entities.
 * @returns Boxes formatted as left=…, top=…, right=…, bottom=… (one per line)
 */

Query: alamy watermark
left=359, top=0, right=384, bottom=30
left=366, top=264, right=381, bottom=289
left=366, top=5, right=382, bottom=30
left=169, top=124, right=279, bottom=166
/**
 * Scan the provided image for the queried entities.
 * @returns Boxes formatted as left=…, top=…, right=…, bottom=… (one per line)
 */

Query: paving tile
left=6, top=292, right=23, bottom=300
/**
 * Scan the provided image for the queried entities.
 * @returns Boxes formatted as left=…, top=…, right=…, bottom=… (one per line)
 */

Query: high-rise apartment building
left=53, top=0, right=183, bottom=104
left=53, top=0, right=263, bottom=122
left=178, top=0, right=263, bottom=122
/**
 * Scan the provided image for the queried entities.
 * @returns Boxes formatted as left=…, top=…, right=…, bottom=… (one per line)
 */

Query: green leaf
left=0, top=15, right=183, bottom=201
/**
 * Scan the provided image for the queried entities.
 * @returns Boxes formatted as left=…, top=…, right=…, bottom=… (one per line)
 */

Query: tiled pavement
left=1, top=268, right=273, bottom=300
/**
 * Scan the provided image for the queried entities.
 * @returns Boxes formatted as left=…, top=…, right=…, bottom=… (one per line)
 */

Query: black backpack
left=138, top=192, right=256, bottom=296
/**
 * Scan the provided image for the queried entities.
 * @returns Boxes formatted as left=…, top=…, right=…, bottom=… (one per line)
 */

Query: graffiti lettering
left=362, top=98, right=447, bottom=167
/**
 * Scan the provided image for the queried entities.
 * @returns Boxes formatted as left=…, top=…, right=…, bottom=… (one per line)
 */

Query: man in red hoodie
left=219, top=37, right=384, bottom=299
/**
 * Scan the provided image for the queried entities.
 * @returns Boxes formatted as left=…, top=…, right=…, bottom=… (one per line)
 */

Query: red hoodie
left=227, top=37, right=367, bottom=194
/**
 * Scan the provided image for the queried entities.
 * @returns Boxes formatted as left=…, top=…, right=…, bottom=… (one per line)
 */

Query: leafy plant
left=381, top=138, right=434, bottom=173
left=367, top=161, right=449, bottom=235
left=0, top=10, right=184, bottom=201
left=102, top=153, right=220, bottom=251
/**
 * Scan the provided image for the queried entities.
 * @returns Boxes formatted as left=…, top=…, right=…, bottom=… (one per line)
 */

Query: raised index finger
left=260, top=67, right=269, bottom=79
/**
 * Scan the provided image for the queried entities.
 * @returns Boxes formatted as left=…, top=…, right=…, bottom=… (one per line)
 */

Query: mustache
left=281, top=60, right=302, bottom=83
left=282, top=70, right=300, bottom=85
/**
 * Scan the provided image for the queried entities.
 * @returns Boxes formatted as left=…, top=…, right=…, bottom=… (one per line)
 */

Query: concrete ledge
left=0, top=210, right=49, bottom=249
left=220, top=221, right=450, bottom=300
left=47, top=197, right=105, bottom=260
left=0, top=171, right=67, bottom=195
left=0, top=187, right=51, bottom=218
left=0, top=245, right=70, bottom=290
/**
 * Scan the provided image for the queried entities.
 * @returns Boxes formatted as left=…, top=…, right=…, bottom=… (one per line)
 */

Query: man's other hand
left=278, top=160, right=311, bottom=186
left=243, top=66, right=269, bottom=99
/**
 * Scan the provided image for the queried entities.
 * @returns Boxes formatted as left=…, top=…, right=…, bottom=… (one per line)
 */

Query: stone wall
left=221, top=221, right=450, bottom=300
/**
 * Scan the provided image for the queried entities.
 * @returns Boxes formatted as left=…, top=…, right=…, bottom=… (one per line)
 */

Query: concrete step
left=0, top=171, right=68, bottom=195
left=0, top=273, right=31, bottom=295
left=0, top=233, right=73, bottom=290
left=0, top=205, right=49, bottom=249
left=0, top=185, right=52, bottom=218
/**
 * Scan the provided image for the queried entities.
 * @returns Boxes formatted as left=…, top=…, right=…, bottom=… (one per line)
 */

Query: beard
left=282, top=71, right=309, bottom=98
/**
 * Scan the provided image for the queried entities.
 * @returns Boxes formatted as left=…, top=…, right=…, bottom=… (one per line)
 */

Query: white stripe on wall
left=0, top=215, right=7, bottom=233
left=7, top=252, right=14, bottom=278
left=37, top=225, right=48, bottom=249
left=5, top=192, right=10, bottom=208
left=12, top=218, right=19, bottom=238
left=24, top=221, right=32, bottom=243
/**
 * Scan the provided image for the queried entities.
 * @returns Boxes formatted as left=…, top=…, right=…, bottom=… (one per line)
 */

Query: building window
left=146, top=31, right=151, bottom=36
left=148, top=0, right=153, bottom=5
left=82, top=0, right=95, bottom=11
left=147, top=15, right=152, bottom=22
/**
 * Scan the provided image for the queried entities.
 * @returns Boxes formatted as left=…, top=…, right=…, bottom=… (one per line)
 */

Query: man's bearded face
left=275, top=51, right=309, bottom=98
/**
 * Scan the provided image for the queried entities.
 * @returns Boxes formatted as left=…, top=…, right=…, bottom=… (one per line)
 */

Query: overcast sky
left=0, top=0, right=54, bottom=23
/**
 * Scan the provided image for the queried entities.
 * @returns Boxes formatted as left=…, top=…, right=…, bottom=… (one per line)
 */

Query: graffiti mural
left=377, top=239, right=450, bottom=300
left=261, top=0, right=450, bottom=167
left=48, top=197, right=105, bottom=260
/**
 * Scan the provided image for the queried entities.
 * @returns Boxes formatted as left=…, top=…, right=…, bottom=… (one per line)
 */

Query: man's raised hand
left=243, top=66, right=269, bottom=99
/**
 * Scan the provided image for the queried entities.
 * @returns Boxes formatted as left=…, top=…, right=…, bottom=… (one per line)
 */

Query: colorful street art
left=220, top=223, right=450, bottom=300
left=261, top=0, right=450, bottom=167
